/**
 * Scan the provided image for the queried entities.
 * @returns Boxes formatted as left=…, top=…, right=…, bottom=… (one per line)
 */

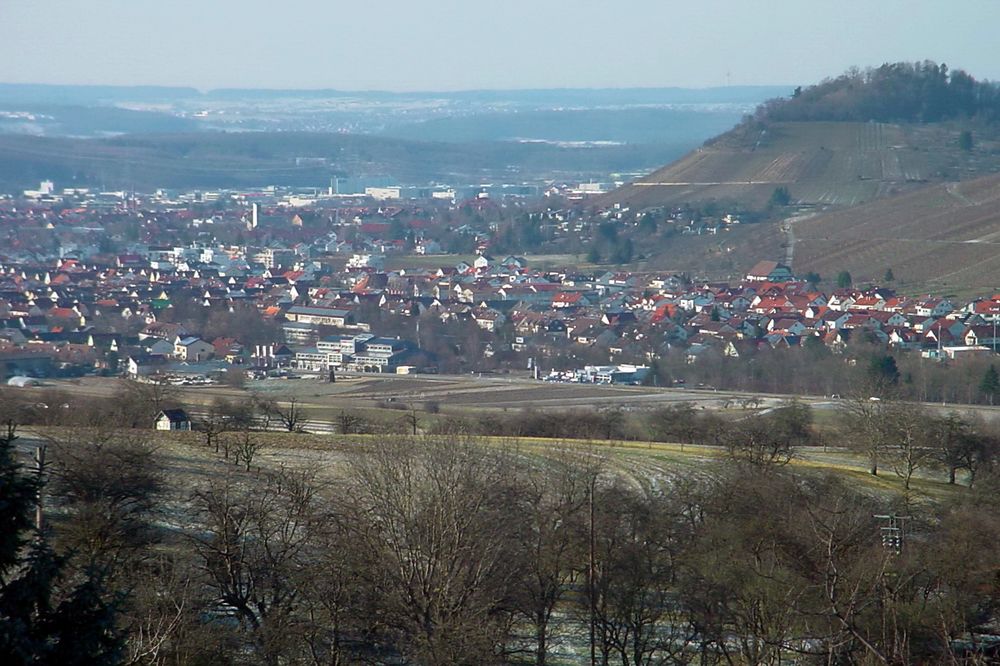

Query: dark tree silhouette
left=0, top=422, right=123, bottom=664
left=755, top=61, right=1000, bottom=124
left=980, top=364, right=999, bottom=405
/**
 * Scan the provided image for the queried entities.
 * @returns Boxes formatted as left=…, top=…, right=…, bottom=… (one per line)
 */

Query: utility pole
left=34, top=444, right=46, bottom=532
left=874, top=514, right=910, bottom=555
left=589, top=471, right=597, bottom=666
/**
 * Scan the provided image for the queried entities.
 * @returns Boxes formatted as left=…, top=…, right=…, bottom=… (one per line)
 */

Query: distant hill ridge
left=0, top=131, right=689, bottom=190
left=0, top=82, right=787, bottom=106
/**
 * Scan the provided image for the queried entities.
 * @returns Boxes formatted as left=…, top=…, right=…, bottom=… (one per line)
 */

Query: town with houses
left=1, top=179, right=998, bottom=388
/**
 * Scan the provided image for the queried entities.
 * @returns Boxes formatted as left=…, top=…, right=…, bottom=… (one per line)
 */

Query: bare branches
left=23, top=414, right=1000, bottom=664
left=188, top=466, right=321, bottom=655
left=722, top=414, right=796, bottom=467
left=46, top=429, right=164, bottom=571
left=231, top=430, right=264, bottom=472
left=344, top=436, right=525, bottom=663
left=260, top=396, right=310, bottom=433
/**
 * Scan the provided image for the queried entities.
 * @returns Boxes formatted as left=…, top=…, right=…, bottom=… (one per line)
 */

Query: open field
left=42, top=373, right=801, bottom=418
left=37, top=373, right=1000, bottom=431
left=15, top=422, right=971, bottom=509
left=383, top=254, right=477, bottom=271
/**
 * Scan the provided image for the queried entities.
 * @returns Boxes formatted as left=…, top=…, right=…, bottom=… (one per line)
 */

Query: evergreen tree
left=959, top=129, right=974, bottom=152
left=768, top=186, right=791, bottom=207
left=0, top=423, right=37, bottom=566
left=612, top=238, right=634, bottom=264
left=883, top=268, right=895, bottom=282
left=980, top=364, right=999, bottom=405
left=836, top=271, right=853, bottom=288
left=868, top=354, right=900, bottom=387
left=0, top=422, right=123, bottom=665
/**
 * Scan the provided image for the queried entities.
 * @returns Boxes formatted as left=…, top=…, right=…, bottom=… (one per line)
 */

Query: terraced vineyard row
left=607, top=120, right=992, bottom=211
left=793, top=174, right=1000, bottom=294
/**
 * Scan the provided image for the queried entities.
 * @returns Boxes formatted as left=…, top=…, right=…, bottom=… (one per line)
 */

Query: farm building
left=155, top=409, right=192, bottom=431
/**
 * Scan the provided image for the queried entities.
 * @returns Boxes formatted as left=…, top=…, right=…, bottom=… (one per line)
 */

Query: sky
left=2, top=0, right=999, bottom=91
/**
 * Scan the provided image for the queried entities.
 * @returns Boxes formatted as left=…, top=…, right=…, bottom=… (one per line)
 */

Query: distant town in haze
left=3, top=18, right=1000, bottom=661
left=4, top=67, right=1000, bottom=399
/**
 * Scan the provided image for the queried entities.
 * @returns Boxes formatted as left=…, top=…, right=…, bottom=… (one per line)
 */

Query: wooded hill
left=757, top=61, right=1000, bottom=124
left=608, top=62, right=1000, bottom=211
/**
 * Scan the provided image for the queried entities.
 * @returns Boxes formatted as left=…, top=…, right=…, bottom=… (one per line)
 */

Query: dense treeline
left=429, top=396, right=1000, bottom=486
left=428, top=399, right=811, bottom=450
left=649, top=339, right=1000, bottom=406
left=4, top=421, right=1000, bottom=665
left=755, top=61, right=1000, bottom=124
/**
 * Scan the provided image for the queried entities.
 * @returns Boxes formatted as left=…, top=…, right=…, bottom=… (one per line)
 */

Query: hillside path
left=780, top=212, right=818, bottom=270
left=945, top=182, right=975, bottom=206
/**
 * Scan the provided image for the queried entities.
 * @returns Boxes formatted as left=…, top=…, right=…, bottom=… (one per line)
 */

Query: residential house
left=745, top=261, right=794, bottom=282
left=155, top=409, right=191, bottom=431
left=127, top=354, right=169, bottom=378
left=174, top=337, right=215, bottom=362
left=963, top=325, right=1000, bottom=350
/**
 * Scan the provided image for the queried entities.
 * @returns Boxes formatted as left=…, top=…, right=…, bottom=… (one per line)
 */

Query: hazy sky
left=2, top=0, right=998, bottom=91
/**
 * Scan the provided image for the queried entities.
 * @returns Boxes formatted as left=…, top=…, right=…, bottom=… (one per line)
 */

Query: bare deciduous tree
left=345, top=435, right=523, bottom=664
left=265, top=397, right=310, bottom=433
left=588, top=482, right=698, bottom=666
left=47, top=429, right=164, bottom=571
left=884, top=403, right=936, bottom=491
left=401, top=408, right=420, bottom=436
left=509, top=457, right=589, bottom=665
left=113, top=378, right=178, bottom=428
left=121, top=555, right=192, bottom=666
left=198, top=399, right=231, bottom=456
left=842, top=383, right=894, bottom=476
left=722, top=414, right=795, bottom=467
left=336, top=410, right=370, bottom=435
left=189, top=467, right=321, bottom=662
left=232, top=429, right=265, bottom=472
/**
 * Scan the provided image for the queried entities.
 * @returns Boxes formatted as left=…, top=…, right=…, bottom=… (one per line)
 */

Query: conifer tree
left=0, top=422, right=123, bottom=665
left=980, top=364, right=999, bottom=405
